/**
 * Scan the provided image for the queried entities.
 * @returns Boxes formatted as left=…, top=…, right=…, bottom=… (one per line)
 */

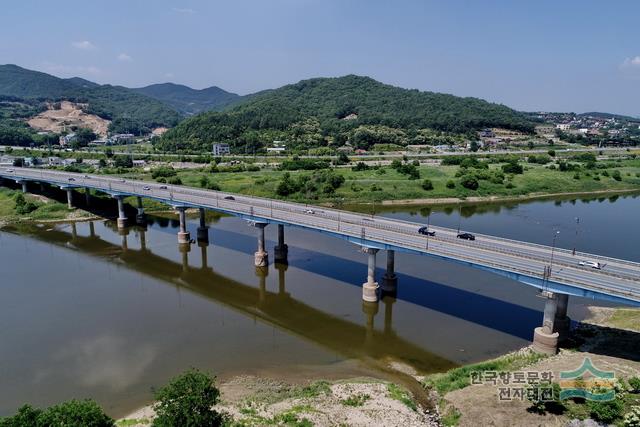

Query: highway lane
left=2, top=167, right=640, bottom=304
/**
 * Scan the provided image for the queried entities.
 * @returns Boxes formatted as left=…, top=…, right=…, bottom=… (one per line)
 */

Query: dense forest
left=133, top=83, right=241, bottom=115
left=157, top=75, right=535, bottom=153
left=0, top=64, right=182, bottom=133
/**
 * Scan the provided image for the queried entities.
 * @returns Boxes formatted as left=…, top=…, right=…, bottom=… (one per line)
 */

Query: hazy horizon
left=1, top=0, right=639, bottom=116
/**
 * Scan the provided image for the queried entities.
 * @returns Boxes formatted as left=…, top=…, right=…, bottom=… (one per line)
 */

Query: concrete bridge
left=2, top=166, right=640, bottom=354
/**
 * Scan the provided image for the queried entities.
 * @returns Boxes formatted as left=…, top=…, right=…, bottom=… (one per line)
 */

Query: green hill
left=133, top=83, right=240, bottom=115
left=0, top=64, right=182, bottom=133
left=157, top=75, right=535, bottom=153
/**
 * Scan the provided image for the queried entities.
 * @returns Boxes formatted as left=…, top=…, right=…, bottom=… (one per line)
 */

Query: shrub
left=152, top=369, right=224, bottom=427
left=352, top=161, right=369, bottom=171
left=151, top=166, right=177, bottom=179
left=548, top=149, right=556, bottom=157
left=628, top=377, right=640, bottom=392
left=612, top=170, right=622, bottom=181
left=602, top=170, right=610, bottom=177
left=421, top=179, right=434, bottom=191
left=460, top=175, right=479, bottom=190
left=14, top=193, right=38, bottom=215
left=588, top=398, right=624, bottom=424
left=623, top=406, right=640, bottom=427
left=1, top=400, right=115, bottom=427
left=167, top=177, right=182, bottom=185
left=501, top=161, right=523, bottom=174
left=446, top=180, right=455, bottom=189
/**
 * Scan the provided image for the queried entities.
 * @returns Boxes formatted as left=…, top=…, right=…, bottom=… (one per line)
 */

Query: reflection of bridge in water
left=4, top=167, right=640, bottom=355
left=18, top=221, right=457, bottom=374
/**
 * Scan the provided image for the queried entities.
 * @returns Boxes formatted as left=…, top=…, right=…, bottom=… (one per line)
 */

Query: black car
left=418, top=226, right=435, bottom=236
left=457, top=232, right=476, bottom=241
left=224, top=195, right=235, bottom=200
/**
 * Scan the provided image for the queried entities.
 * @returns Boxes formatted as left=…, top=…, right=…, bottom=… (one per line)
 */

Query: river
left=0, top=193, right=638, bottom=417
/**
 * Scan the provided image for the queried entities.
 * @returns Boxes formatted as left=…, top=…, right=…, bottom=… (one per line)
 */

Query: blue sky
left=1, top=0, right=639, bottom=115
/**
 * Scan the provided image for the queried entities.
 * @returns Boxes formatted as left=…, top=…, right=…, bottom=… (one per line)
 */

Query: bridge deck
left=3, top=166, right=640, bottom=305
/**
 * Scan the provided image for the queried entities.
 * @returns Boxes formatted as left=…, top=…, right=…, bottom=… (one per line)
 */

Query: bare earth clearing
left=443, top=307, right=640, bottom=427
left=27, top=101, right=110, bottom=136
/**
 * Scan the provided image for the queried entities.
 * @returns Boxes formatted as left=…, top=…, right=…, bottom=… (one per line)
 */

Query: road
left=3, top=166, right=640, bottom=305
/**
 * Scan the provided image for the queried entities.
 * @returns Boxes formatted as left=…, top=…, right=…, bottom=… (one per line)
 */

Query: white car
left=579, top=260, right=602, bottom=270
left=142, top=186, right=151, bottom=191
left=305, top=209, right=315, bottom=214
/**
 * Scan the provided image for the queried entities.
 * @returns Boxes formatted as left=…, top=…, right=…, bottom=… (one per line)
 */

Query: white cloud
left=172, top=7, right=195, bottom=14
left=72, top=40, right=96, bottom=50
left=622, top=56, right=640, bottom=68
left=117, top=53, right=133, bottom=62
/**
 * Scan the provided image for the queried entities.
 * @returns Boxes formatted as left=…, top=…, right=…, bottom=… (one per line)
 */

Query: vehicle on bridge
left=418, top=226, right=435, bottom=236
left=579, top=260, right=604, bottom=270
left=457, top=232, right=476, bottom=241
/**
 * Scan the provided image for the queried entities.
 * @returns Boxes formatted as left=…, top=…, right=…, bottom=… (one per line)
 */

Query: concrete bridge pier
left=254, top=223, right=269, bottom=267
left=136, top=197, right=146, bottom=225
left=176, top=207, right=190, bottom=244
left=554, top=293, right=571, bottom=343
left=89, top=221, right=96, bottom=238
left=18, top=180, right=27, bottom=193
left=115, top=196, right=127, bottom=229
left=66, top=189, right=74, bottom=209
left=532, top=291, right=560, bottom=355
left=274, top=224, right=288, bottom=264
left=40, top=182, right=46, bottom=193
left=362, top=247, right=379, bottom=302
left=381, top=250, right=398, bottom=295
left=197, top=208, right=209, bottom=243
left=85, top=188, right=91, bottom=206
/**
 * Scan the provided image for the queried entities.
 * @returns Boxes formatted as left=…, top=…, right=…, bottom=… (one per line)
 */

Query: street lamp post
left=572, top=217, right=580, bottom=256
left=549, top=230, right=561, bottom=277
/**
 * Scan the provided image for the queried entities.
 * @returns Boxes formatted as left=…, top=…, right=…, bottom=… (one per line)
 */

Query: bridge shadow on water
left=144, top=218, right=544, bottom=341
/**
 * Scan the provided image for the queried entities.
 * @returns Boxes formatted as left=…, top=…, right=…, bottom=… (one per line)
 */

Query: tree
left=469, top=141, right=479, bottom=152
left=73, top=128, right=96, bottom=147
left=152, top=369, right=224, bottom=427
left=0, top=400, right=114, bottom=427
left=460, top=175, right=479, bottom=190
left=501, top=161, right=523, bottom=174
left=37, top=400, right=114, bottom=427
left=113, top=155, right=133, bottom=168
left=421, top=179, right=434, bottom=190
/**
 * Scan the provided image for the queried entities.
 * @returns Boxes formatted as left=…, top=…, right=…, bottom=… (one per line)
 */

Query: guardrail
left=2, top=167, right=639, bottom=302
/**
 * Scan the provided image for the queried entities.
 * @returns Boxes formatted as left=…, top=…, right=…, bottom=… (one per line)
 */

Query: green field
left=115, top=157, right=640, bottom=205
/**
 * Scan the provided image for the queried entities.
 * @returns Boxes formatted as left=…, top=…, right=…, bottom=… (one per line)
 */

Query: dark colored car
left=418, top=226, right=435, bottom=236
left=159, top=185, right=168, bottom=190
left=224, top=195, right=235, bottom=200
left=457, top=232, right=476, bottom=241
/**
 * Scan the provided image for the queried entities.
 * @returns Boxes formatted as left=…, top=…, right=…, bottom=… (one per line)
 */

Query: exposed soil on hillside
left=27, top=101, right=110, bottom=136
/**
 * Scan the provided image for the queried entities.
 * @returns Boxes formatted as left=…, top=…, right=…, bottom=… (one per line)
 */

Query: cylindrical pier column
left=85, top=188, right=91, bottom=206
left=274, top=224, right=288, bottom=264
left=177, top=207, right=190, bottom=244
left=136, top=196, right=145, bottom=224
left=554, top=293, right=571, bottom=342
left=381, top=250, right=398, bottom=294
left=532, top=291, right=560, bottom=354
left=21, top=181, right=27, bottom=193
left=254, top=223, right=268, bottom=267
left=66, top=189, right=74, bottom=209
left=197, top=208, right=209, bottom=243
left=362, top=247, right=379, bottom=302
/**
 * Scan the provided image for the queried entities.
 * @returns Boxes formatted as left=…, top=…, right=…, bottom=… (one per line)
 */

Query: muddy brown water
left=0, top=194, right=638, bottom=417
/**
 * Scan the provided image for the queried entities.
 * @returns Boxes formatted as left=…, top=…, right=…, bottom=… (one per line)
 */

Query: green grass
left=115, top=157, right=640, bottom=205
left=116, top=419, right=149, bottom=427
left=608, top=308, right=640, bottom=331
left=424, top=351, right=547, bottom=395
left=340, top=393, right=370, bottom=407
left=386, top=383, right=417, bottom=411
left=0, top=188, right=90, bottom=222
